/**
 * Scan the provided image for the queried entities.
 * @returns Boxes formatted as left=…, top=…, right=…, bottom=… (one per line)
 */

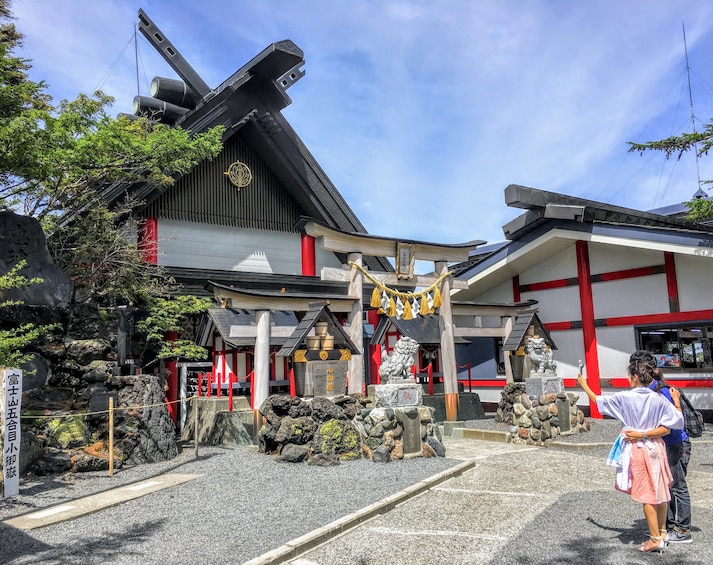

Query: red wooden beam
left=664, top=252, right=680, bottom=313
left=576, top=241, right=602, bottom=418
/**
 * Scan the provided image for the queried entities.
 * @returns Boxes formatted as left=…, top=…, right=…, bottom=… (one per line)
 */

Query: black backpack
left=661, top=384, right=704, bottom=438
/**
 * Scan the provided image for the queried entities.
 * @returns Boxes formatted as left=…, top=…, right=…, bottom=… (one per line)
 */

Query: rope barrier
left=19, top=395, right=199, bottom=420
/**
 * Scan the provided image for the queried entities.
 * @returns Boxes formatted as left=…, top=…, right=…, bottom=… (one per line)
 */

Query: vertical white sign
left=2, top=369, right=22, bottom=498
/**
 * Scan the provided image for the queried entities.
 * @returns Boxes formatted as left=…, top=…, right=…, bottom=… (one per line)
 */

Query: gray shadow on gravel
left=1, top=518, right=166, bottom=564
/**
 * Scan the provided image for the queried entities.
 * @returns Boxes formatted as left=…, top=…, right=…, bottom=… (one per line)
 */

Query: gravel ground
left=2, top=415, right=712, bottom=564
left=0, top=443, right=460, bottom=564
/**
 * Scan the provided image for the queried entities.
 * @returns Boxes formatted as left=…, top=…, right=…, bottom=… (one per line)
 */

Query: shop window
left=637, top=323, right=713, bottom=370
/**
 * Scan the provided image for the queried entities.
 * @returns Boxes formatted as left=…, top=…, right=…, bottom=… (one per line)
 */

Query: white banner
left=2, top=369, right=22, bottom=498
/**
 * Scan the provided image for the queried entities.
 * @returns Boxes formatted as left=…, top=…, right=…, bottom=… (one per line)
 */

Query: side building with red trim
left=453, top=184, right=713, bottom=416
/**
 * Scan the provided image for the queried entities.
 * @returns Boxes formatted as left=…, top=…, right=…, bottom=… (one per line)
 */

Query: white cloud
left=12, top=0, right=713, bottom=244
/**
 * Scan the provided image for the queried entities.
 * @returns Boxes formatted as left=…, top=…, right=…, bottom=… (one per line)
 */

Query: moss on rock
left=46, top=415, right=88, bottom=449
left=312, top=418, right=361, bottom=460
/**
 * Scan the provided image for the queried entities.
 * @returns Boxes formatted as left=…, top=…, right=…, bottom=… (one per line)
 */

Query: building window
left=637, top=323, right=713, bottom=370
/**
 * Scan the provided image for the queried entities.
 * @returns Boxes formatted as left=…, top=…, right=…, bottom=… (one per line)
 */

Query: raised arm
left=576, top=373, right=598, bottom=404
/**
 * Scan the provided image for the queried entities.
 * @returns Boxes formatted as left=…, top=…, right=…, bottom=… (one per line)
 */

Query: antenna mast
left=683, top=21, right=703, bottom=194
left=134, top=22, right=140, bottom=97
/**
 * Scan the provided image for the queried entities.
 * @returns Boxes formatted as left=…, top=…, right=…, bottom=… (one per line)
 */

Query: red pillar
left=575, top=241, right=602, bottom=418
left=512, top=274, right=521, bottom=302
left=165, top=331, right=179, bottom=425
left=301, top=233, right=316, bottom=276
left=139, top=217, right=158, bottom=265
left=664, top=251, right=680, bottom=313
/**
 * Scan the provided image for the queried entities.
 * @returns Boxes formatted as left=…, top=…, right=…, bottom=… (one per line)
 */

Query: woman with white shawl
left=577, top=359, right=683, bottom=553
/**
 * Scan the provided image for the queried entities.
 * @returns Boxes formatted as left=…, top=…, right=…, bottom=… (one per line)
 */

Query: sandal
left=660, top=529, right=669, bottom=547
left=638, top=535, right=665, bottom=553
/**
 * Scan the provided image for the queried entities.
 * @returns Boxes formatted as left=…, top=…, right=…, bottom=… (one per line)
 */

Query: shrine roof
left=197, top=307, right=298, bottom=348
left=98, top=10, right=393, bottom=274
left=277, top=301, right=360, bottom=357
left=502, top=309, right=557, bottom=352
left=370, top=315, right=471, bottom=346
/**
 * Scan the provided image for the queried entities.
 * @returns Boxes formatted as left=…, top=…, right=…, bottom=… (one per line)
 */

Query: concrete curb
left=450, top=427, right=509, bottom=442
left=243, top=459, right=476, bottom=565
left=3, top=473, right=202, bottom=530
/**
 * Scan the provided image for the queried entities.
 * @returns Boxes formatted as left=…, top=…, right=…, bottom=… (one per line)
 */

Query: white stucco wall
left=521, top=285, right=582, bottom=324
left=518, top=245, right=577, bottom=284
left=157, top=219, right=342, bottom=274
left=588, top=243, right=662, bottom=273
left=595, top=326, right=638, bottom=379
left=475, top=282, right=513, bottom=304
left=546, top=328, right=585, bottom=378
left=592, top=274, right=668, bottom=319
left=676, top=254, right=713, bottom=311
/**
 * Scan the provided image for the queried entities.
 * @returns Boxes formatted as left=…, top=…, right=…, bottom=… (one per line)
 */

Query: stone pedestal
left=525, top=374, right=564, bottom=397
left=373, top=381, right=423, bottom=408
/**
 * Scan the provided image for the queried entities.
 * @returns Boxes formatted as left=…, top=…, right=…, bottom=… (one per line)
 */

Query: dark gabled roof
left=370, top=315, right=471, bottom=346
left=205, top=279, right=351, bottom=301
left=453, top=185, right=713, bottom=299
left=168, top=267, right=353, bottom=298
left=277, top=301, right=359, bottom=357
left=197, top=307, right=298, bottom=348
left=104, top=11, right=391, bottom=273
left=502, top=309, right=557, bottom=352
left=502, top=184, right=713, bottom=241
left=450, top=241, right=510, bottom=278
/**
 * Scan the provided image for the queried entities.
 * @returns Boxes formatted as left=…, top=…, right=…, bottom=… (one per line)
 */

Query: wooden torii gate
left=302, top=219, right=483, bottom=422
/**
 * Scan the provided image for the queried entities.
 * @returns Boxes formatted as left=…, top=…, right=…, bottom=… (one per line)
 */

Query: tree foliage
left=137, top=295, right=213, bottom=362
left=629, top=122, right=713, bottom=221
left=0, top=260, right=58, bottom=368
left=0, top=2, right=222, bottom=364
left=0, top=1, right=224, bottom=306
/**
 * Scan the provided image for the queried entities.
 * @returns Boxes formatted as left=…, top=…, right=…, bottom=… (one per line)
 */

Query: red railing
left=414, top=362, right=436, bottom=395
left=457, top=362, right=473, bottom=391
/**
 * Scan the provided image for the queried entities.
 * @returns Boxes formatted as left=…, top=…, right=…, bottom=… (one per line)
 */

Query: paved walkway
left=281, top=434, right=713, bottom=565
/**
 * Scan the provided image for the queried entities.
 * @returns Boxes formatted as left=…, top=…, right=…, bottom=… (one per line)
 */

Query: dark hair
left=627, top=359, right=656, bottom=386
left=629, top=350, right=657, bottom=367
left=629, top=350, right=665, bottom=390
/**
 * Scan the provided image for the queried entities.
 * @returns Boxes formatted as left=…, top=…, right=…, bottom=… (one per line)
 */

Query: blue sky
left=12, top=0, right=713, bottom=245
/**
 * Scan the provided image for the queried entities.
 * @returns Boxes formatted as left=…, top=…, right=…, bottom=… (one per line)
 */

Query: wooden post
left=194, top=396, right=199, bottom=459
left=502, top=316, right=515, bottom=383
left=253, top=310, right=271, bottom=409
left=347, top=252, right=364, bottom=394
left=108, top=396, right=114, bottom=477
left=436, top=261, right=458, bottom=422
